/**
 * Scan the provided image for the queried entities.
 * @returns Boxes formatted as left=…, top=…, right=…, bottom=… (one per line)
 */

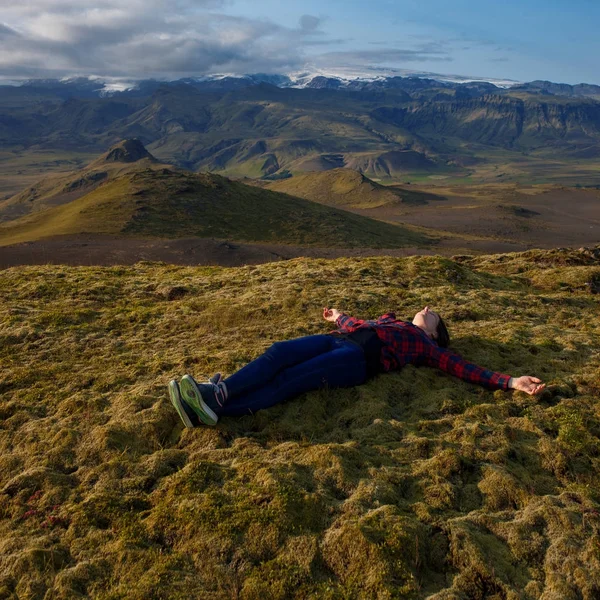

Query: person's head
left=412, top=306, right=450, bottom=347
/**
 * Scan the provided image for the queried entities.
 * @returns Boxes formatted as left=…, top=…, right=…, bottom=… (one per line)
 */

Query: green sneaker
left=168, top=380, right=200, bottom=428
left=179, top=374, right=224, bottom=426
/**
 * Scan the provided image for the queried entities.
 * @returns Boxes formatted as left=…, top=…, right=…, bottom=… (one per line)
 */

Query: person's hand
left=509, top=376, right=546, bottom=395
left=323, top=307, right=341, bottom=322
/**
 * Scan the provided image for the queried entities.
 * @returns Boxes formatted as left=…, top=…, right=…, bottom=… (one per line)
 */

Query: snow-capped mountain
left=11, top=66, right=520, bottom=96
left=8, top=69, right=600, bottom=100
left=282, top=66, right=520, bottom=89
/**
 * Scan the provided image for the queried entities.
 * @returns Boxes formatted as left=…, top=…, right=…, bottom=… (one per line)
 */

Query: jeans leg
left=221, top=338, right=366, bottom=416
left=224, top=334, right=340, bottom=399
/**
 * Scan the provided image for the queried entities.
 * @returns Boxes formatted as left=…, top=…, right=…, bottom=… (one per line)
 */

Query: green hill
left=0, top=167, right=433, bottom=248
left=0, top=247, right=599, bottom=598
left=265, top=168, right=445, bottom=208
left=0, top=139, right=165, bottom=223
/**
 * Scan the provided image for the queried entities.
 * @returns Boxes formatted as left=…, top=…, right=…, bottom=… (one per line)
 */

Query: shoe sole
left=180, top=374, right=219, bottom=426
left=168, top=380, right=194, bottom=428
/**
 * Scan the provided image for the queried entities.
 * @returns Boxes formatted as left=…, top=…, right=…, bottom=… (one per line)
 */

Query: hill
left=265, top=168, right=445, bottom=208
left=0, top=139, right=164, bottom=223
left=343, top=150, right=438, bottom=178
left=0, top=167, right=433, bottom=248
left=0, top=247, right=599, bottom=598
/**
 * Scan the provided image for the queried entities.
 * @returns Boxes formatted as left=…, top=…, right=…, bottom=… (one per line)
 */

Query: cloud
left=0, top=2, right=451, bottom=81
left=302, top=38, right=350, bottom=47
left=299, top=15, right=321, bottom=33
left=0, top=2, right=311, bottom=80
left=315, top=47, right=453, bottom=68
left=0, top=22, right=20, bottom=38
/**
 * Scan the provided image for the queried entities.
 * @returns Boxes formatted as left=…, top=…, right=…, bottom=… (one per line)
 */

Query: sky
left=0, top=0, right=598, bottom=86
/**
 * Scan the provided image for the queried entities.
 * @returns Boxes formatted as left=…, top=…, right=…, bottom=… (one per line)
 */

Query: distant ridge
left=512, top=80, right=600, bottom=99
left=265, top=168, right=445, bottom=209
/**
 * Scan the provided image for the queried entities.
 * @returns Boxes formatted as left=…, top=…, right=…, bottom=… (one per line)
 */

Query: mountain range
left=10, top=72, right=600, bottom=98
left=2, top=74, right=600, bottom=187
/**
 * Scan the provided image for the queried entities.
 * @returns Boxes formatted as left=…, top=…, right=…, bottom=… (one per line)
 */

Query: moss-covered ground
left=1, top=247, right=599, bottom=599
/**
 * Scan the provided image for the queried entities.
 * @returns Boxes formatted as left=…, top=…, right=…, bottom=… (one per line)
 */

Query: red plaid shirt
left=333, top=312, right=511, bottom=390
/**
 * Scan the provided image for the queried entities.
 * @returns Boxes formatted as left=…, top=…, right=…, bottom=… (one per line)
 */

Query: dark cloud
left=299, top=15, right=321, bottom=33
left=0, top=3, right=307, bottom=79
left=303, top=38, right=350, bottom=47
left=0, top=23, right=19, bottom=38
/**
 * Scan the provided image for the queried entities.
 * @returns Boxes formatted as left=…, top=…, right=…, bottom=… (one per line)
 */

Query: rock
left=156, top=285, right=189, bottom=300
left=586, top=275, right=600, bottom=294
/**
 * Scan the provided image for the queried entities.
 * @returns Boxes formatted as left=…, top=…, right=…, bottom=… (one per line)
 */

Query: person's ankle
left=212, top=381, right=227, bottom=409
left=218, top=381, right=228, bottom=401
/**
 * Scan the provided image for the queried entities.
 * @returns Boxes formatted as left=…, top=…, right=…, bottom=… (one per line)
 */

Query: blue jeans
left=221, top=335, right=367, bottom=416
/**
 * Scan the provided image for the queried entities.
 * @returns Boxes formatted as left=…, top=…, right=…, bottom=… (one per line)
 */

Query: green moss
left=0, top=248, right=599, bottom=598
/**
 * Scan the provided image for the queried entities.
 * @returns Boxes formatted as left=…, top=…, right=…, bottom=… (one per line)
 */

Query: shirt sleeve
left=377, top=312, right=396, bottom=323
left=335, top=313, right=365, bottom=333
left=422, top=345, right=512, bottom=390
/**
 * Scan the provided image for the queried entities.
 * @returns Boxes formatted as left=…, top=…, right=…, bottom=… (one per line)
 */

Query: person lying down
left=168, top=306, right=545, bottom=428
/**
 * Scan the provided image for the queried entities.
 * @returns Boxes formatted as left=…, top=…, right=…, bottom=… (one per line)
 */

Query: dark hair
left=436, top=317, right=450, bottom=348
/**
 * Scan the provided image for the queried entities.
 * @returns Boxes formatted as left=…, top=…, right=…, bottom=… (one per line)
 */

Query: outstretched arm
left=423, top=346, right=545, bottom=394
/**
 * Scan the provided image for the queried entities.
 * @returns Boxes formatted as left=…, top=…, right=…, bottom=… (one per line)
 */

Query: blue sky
left=223, top=0, right=600, bottom=84
left=0, top=0, right=597, bottom=84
